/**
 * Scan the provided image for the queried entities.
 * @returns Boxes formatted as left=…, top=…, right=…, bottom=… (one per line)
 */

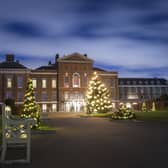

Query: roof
left=93, top=67, right=106, bottom=72
left=119, top=78, right=167, bottom=85
left=0, top=61, right=27, bottom=69
left=35, top=64, right=57, bottom=70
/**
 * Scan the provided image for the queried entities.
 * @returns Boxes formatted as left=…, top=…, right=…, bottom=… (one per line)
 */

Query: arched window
left=73, top=73, right=80, bottom=88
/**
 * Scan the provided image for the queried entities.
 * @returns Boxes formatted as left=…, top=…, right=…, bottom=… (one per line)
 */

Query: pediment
left=59, top=53, right=93, bottom=62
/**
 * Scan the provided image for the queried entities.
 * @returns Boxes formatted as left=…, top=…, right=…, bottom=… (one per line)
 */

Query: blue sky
left=0, top=0, right=168, bottom=79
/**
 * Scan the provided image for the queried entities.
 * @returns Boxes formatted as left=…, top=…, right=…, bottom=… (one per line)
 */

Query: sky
left=0, top=0, right=168, bottom=79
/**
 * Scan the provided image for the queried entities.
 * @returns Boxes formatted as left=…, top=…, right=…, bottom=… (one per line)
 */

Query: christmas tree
left=86, top=72, right=112, bottom=114
left=151, top=101, right=156, bottom=112
left=22, top=78, right=40, bottom=127
left=142, top=101, right=147, bottom=112
left=111, top=103, right=135, bottom=120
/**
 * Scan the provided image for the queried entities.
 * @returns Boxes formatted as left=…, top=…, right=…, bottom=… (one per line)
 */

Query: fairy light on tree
left=86, top=72, right=112, bottom=114
left=22, top=78, right=40, bottom=128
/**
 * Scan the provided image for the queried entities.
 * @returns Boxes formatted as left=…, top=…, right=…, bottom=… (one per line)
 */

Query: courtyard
left=1, top=116, right=168, bottom=168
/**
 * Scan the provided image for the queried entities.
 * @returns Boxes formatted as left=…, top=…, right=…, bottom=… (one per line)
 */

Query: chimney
left=6, top=54, right=15, bottom=62
left=48, top=61, right=51, bottom=65
left=84, top=54, right=87, bottom=57
left=16, top=60, right=20, bottom=64
left=55, top=53, right=59, bottom=64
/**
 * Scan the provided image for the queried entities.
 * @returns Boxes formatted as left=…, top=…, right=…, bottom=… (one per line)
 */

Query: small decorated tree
left=22, top=78, right=40, bottom=128
left=142, top=101, right=147, bottom=112
left=151, top=101, right=156, bottom=112
left=86, top=72, right=112, bottom=114
left=111, top=103, right=135, bottom=120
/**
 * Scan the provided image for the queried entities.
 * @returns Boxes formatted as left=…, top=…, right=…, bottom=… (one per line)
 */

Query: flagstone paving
left=1, top=117, right=168, bottom=168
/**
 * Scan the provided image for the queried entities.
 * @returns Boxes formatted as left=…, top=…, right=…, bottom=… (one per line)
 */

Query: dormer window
left=73, top=73, right=80, bottom=88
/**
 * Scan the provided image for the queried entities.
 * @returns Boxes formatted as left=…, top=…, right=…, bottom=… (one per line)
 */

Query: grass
left=135, top=111, right=168, bottom=122
left=80, top=112, right=113, bottom=118
left=80, top=110, right=168, bottom=123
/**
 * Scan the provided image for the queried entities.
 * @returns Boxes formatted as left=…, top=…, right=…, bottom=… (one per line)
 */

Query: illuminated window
left=64, top=73, right=69, bottom=88
left=7, top=77, right=12, bottom=88
left=73, top=73, right=80, bottom=88
left=52, top=79, right=56, bottom=88
left=64, top=92, right=69, bottom=100
left=17, top=76, right=23, bottom=88
left=32, top=79, right=37, bottom=88
left=42, top=79, right=47, bottom=88
left=42, top=104, right=47, bottom=112
left=52, top=104, right=57, bottom=112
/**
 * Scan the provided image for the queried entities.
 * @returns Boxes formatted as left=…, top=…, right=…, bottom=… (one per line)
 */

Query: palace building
left=0, top=53, right=118, bottom=112
left=0, top=53, right=168, bottom=112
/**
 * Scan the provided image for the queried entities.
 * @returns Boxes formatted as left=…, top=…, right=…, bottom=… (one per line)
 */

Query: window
left=139, top=80, right=143, bottom=84
left=42, top=79, right=47, bottom=88
left=111, top=79, right=115, bottom=87
left=127, top=81, right=130, bottom=85
left=41, top=91, right=48, bottom=101
left=17, top=76, right=23, bottom=88
left=52, top=104, right=57, bottom=112
left=73, top=73, right=80, bottom=88
left=6, top=91, right=12, bottom=99
left=84, top=73, right=88, bottom=86
left=52, top=79, right=56, bottom=88
left=145, top=81, right=148, bottom=85
left=157, top=80, right=160, bottom=85
left=32, top=79, right=37, bottom=88
left=7, top=77, right=12, bottom=88
left=133, top=81, right=136, bottom=85
left=64, top=92, right=69, bottom=101
left=17, top=91, right=23, bottom=101
left=64, top=73, right=69, bottom=88
left=52, top=91, right=57, bottom=100
left=151, top=80, right=154, bottom=85
left=42, top=104, right=47, bottom=112
left=120, top=80, right=124, bottom=85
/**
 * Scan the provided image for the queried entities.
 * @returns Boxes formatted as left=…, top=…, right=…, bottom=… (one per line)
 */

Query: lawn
left=80, top=112, right=113, bottom=118
left=135, top=110, right=168, bottom=122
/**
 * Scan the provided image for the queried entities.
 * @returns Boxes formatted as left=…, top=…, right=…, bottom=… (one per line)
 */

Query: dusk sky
left=0, top=0, right=167, bottom=79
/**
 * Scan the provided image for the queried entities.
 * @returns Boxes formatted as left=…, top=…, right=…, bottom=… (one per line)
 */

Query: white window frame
left=7, top=77, right=12, bottom=88
left=32, top=79, right=37, bottom=88
left=72, top=73, right=80, bottom=88
left=52, top=79, right=56, bottom=88
left=42, top=79, right=47, bottom=88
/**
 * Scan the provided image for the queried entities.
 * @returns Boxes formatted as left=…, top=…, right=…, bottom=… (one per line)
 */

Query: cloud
left=0, top=0, right=168, bottom=79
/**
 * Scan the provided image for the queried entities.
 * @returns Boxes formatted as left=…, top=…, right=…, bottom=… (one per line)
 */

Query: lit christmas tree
left=22, top=78, right=40, bottom=127
left=86, top=72, right=112, bottom=114
left=151, top=101, right=156, bottom=112
left=142, top=101, right=147, bottom=112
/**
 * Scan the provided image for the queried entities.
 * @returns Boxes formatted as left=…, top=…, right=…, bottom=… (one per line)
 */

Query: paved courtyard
left=1, top=117, right=168, bottom=168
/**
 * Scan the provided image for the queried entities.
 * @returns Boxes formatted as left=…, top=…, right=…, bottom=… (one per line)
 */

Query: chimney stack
left=55, top=53, right=59, bottom=64
left=6, top=54, right=15, bottom=62
left=84, top=54, right=87, bottom=57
